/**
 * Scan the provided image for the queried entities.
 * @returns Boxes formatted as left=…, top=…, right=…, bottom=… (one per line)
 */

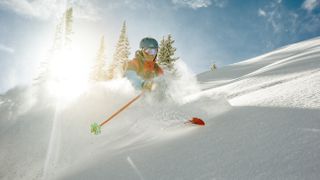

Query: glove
left=141, top=80, right=155, bottom=91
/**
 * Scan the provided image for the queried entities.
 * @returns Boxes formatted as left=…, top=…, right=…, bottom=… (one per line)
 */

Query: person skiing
left=90, top=37, right=205, bottom=135
left=124, top=37, right=164, bottom=91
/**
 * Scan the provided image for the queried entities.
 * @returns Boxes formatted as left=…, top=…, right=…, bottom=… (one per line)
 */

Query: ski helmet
left=139, top=37, right=159, bottom=49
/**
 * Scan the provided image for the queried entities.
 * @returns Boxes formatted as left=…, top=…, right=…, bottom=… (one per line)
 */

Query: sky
left=0, top=0, right=320, bottom=93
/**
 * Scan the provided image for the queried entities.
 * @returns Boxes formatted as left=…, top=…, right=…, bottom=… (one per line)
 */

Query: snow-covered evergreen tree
left=107, top=63, right=117, bottom=80
left=109, top=21, right=130, bottom=79
left=158, top=34, right=179, bottom=74
left=51, top=7, right=73, bottom=50
left=33, top=7, right=74, bottom=86
left=51, top=20, right=63, bottom=51
left=211, top=63, right=217, bottom=71
left=151, top=35, right=180, bottom=102
left=64, top=7, right=73, bottom=46
left=91, top=36, right=108, bottom=81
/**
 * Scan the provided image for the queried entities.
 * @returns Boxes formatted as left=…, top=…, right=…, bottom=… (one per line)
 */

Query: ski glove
left=141, top=80, right=155, bottom=91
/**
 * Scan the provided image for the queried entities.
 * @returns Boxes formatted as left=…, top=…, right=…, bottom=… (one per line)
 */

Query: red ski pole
left=91, top=92, right=143, bottom=135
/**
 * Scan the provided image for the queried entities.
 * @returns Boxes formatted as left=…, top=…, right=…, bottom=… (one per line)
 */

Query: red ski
left=185, top=117, right=205, bottom=126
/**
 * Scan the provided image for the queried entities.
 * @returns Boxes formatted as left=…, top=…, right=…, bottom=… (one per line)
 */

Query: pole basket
left=91, top=123, right=101, bottom=135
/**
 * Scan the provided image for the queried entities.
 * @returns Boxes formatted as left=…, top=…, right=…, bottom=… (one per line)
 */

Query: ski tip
left=190, top=117, right=205, bottom=126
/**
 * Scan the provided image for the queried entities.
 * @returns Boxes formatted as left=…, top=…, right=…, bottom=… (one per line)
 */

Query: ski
left=185, top=117, right=205, bottom=126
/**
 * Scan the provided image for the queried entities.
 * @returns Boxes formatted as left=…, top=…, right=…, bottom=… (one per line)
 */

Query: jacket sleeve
left=125, top=71, right=143, bottom=89
left=126, top=59, right=139, bottom=72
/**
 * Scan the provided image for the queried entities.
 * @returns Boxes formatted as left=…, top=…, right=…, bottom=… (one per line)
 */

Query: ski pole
left=90, top=92, right=143, bottom=135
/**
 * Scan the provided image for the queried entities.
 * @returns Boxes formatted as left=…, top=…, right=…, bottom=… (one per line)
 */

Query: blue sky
left=0, top=0, right=320, bottom=93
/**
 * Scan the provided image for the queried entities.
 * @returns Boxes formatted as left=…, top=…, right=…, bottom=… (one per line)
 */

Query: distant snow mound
left=197, top=36, right=320, bottom=109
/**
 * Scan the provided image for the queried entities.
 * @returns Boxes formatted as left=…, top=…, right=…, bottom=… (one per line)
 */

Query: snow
left=1, top=37, right=320, bottom=180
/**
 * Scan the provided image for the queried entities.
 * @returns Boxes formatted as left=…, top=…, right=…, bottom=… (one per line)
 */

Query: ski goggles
left=144, top=48, right=158, bottom=56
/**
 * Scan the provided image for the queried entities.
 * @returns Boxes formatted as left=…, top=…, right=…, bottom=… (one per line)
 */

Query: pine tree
left=158, top=34, right=179, bottom=74
left=52, top=7, right=73, bottom=49
left=109, top=21, right=130, bottom=79
left=211, top=63, right=217, bottom=71
left=33, top=7, right=74, bottom=86
left=52, top=21, right=63, bottom=51
left=107, top=63, right=117, bottom=80
left=151, top=35, right=180, bottom=102
left=91, top=36, right=108, bottom=81
left=64, top=7, right=73, bottom=46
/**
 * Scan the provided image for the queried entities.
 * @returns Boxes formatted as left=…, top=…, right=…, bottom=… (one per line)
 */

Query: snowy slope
left=1, top=37, right=320, bottom=180
left=197, top=37, right=320, bottom=109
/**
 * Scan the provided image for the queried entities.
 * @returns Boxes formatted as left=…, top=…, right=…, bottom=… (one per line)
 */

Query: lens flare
left=46, top=47, right=90, bottom=103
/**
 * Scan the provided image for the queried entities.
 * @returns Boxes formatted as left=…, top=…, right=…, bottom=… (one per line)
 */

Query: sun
left=46, top=46, right=91, bottom=103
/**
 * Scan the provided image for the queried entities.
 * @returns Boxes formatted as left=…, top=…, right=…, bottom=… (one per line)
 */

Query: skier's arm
left=125, top=59, right=139, bottom=72
left=142, top=65, right=164, bottom=91
left=125, top=71, right=143, bottom=89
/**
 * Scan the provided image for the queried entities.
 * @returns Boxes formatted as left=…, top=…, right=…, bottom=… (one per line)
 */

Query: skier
left=91, top=37, right=205, bottom=135
left=124, top=37, right=164, bottom=91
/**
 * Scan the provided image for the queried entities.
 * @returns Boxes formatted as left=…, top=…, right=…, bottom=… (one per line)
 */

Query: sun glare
left=46, top=46, right=91, bottom=103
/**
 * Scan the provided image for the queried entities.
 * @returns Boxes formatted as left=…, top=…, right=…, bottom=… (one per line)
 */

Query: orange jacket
left=127, top=51, right=164, bottom=80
